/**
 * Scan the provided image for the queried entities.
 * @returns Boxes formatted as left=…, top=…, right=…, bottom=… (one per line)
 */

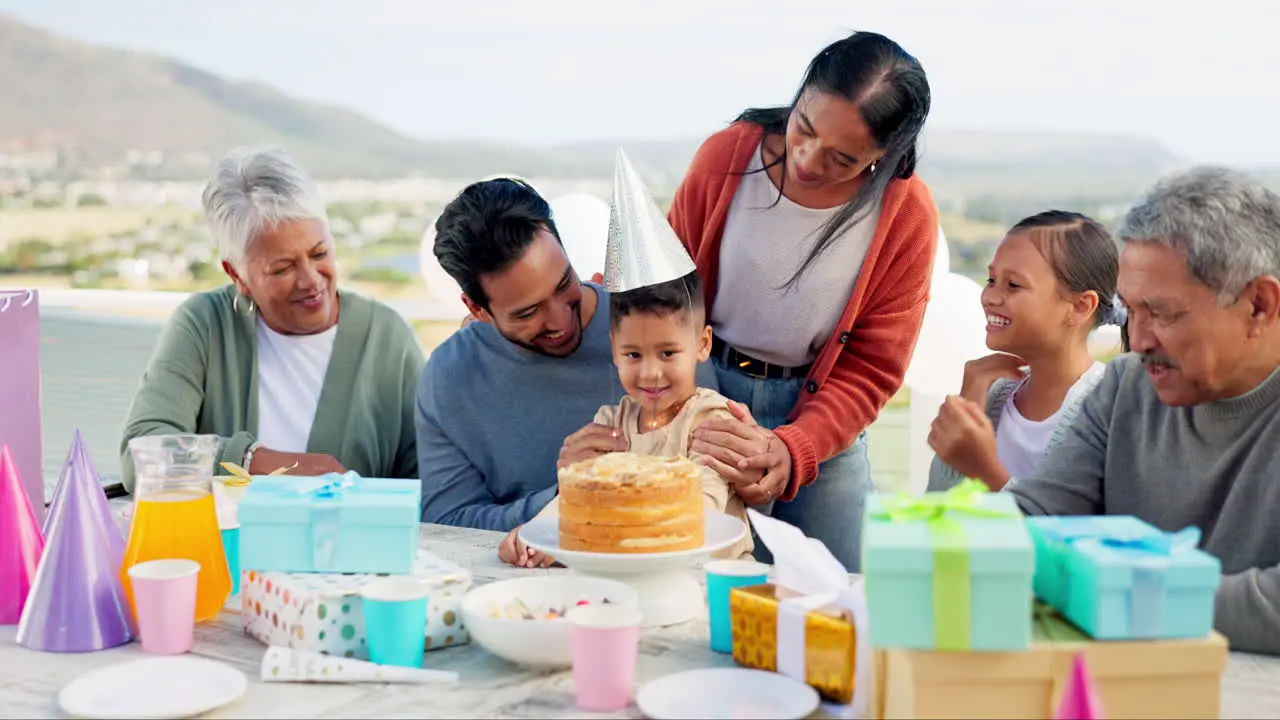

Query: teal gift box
left=863, top=480, right=1034, bottom=651
left=1026, top=516, right=1221, bottom=640
left=238, top=472, right=420, bottom=575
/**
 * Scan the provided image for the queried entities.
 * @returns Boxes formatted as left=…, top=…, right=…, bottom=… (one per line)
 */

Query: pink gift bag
left=0, top=289, right=44, bottom=523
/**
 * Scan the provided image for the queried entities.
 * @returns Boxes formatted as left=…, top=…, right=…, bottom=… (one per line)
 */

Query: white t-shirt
left=711, top=142, right=878, bottom=367
left=255, top=317, right=338, bottom=453
left=996, top=362, right=1106, bottom=479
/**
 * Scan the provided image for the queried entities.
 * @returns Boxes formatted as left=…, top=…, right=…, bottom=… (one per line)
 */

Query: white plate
left=519, top=508, right=746, bottom=575
left=637, top=668, right=819, bottom=720
left=59, top=656, right=248, bottom=719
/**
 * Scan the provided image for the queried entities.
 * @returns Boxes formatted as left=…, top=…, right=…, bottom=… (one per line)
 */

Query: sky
left=2, top=0, right=1277, bottom=165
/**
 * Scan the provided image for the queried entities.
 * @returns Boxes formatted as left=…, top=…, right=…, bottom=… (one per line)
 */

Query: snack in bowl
left=485, top=596, right=612, bottom=621
left=462, top=576, right=639, bottom=668
left=558, top=452, right=705, bottom=554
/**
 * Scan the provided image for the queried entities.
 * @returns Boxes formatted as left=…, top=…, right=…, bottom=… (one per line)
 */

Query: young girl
left=498, top=271, right=754, bottom=567
left=927, top=210, right=1125, bottom=492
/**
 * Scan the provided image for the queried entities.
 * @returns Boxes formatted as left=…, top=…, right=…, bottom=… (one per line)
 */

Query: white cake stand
left=519, top=509, right=746, bottom=628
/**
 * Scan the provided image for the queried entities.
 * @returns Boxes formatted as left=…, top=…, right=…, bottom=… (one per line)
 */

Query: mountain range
left=2, top=13, right=1268, bottom=202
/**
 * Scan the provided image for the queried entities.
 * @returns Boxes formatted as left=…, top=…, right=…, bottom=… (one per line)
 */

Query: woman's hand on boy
left=692, top=400, right=792, bottom=505
left=558, top=422, right=628, bottom=469
left=498, top=526, right=557, bottom=568
left=928, top=395, right=1010, bottom=490
left=960, top=353, right=1027, bottom=404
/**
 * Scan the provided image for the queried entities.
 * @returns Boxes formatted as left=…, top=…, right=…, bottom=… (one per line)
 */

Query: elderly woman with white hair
left=119, top=147, right=425, bottom=492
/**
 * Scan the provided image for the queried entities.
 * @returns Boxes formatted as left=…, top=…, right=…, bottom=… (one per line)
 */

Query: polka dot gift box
left=241, top=549, right=471, bottom=659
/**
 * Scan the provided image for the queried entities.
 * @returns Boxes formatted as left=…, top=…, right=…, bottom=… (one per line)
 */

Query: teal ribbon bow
left=1088, top=527, right=1199, bottom=637
left=294, top=471, right=362, bottom=571
left=1095, top=526, right=1200, bottom=555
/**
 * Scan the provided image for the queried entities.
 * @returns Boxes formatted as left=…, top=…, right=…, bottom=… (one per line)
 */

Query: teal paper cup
left=360, top=578, right=431, bottom=668
left=220, top=527, right=240, bottom=596
left=706, top=559, right=770, bottom=653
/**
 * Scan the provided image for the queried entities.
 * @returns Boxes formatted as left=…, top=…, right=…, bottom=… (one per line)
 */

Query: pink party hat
left=16, top=434, right=134, bottom=651
left=1055, top=653, right=1105, bottom=720
left=0, top=445, right=45, bottom=624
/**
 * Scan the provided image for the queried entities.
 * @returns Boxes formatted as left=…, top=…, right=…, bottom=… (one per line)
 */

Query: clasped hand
left=690, top=400, right=791, bottom=506
left=249, top=447, right=345, bottom=476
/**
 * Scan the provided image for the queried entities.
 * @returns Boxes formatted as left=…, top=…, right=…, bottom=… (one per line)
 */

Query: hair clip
left=1105, top=296, right=1128, bottom=327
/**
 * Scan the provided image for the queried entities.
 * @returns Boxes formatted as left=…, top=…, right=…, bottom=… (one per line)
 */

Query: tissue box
left=242, top=550, right=470, bottom=658
left=871, top=606, right=1227, bottom=719
left=238, top=473, right=419, bottom=574
left=1027, top=516, right=1221, bottom=640
left=729, top=584, right=858, bottom=704
left=863, top=483, right=1033, bottom=651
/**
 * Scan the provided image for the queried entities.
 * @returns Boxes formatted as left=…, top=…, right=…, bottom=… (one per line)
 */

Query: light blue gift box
left=1026, top=515, right=1155, bottom=610
left=1026, top=516, right=1221, bottom=641
left=238, top=472, right=420, bottom=575
left=862, top=482, right=1034, bottom=651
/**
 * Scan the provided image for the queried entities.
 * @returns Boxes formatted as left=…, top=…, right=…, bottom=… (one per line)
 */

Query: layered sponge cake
left=558, top=452, right=705, bottom=554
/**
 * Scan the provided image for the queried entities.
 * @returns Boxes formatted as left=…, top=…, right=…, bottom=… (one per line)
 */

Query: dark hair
left=736, top=31, right=931, bottom=287
left=1008, top=210, right=1122, bottom=333
left=609, top=271, right=705, bottom=328
left=432, top=178, right=561, bottom=310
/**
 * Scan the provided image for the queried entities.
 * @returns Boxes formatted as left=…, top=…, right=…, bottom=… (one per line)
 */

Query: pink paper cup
left=567, top=603, right=642, bottom=712
left=127, top=558, right=201, bottom=655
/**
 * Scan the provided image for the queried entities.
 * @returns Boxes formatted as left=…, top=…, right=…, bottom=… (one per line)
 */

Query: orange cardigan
left=668, top=121, right=938, bottom=499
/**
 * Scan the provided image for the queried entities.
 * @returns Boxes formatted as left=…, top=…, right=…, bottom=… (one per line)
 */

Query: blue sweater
left=414, top=285, right=717, bottom=531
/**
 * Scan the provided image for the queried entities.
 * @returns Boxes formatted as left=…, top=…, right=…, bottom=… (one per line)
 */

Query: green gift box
left=863, top=480, right=1034, bottom=650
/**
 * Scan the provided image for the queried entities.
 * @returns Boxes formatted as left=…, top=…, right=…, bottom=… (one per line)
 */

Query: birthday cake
left=558, top=452, right=705, bottom=553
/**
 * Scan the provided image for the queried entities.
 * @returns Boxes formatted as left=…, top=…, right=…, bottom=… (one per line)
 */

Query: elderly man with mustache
left=947, top=167, right=1280, bottom=655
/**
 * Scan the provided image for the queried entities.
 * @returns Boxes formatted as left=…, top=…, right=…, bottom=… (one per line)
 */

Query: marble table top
left=3, top=521, right=1280, bottom=718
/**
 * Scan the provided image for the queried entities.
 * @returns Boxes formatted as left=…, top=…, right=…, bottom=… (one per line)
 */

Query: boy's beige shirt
left=534, top=387, right=754, bottom=560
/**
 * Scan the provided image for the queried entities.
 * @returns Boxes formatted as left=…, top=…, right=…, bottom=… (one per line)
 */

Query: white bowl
left=461, top=576, right=639, bottom=668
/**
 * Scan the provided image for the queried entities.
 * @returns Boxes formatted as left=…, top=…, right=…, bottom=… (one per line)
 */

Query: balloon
left=550, top=192, right=611, bottom=281
left=903, top=227, right=992, bottom=495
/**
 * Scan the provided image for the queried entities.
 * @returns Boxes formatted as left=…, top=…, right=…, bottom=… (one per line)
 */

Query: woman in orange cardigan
left=671, top=31, right=938, bottom=570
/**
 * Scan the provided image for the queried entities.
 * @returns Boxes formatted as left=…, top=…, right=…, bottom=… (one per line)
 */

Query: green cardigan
left=119, top=284, right=426, bottom=493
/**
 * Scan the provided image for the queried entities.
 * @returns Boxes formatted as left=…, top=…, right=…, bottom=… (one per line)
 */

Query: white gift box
left=242, top=550, right=471, bottom=658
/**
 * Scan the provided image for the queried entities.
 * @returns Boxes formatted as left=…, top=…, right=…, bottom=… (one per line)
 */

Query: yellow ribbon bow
left=218, top=461, right=297, bottom=488
left=874, top=478, right=1004, bottom=522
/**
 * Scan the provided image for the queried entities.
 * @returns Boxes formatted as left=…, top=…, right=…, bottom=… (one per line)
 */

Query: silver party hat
left=603, top=148, right=696, bottom=292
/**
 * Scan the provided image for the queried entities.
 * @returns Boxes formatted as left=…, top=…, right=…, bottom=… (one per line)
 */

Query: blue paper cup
left=360, top=578, right=431, bottom=668
left=706, top=559, right=770, bottom=653
left=220, top=527, right=240, bottom=596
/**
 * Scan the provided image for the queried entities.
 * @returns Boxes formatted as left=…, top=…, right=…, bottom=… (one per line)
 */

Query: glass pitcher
left=122, top=434, right=231, bottom=622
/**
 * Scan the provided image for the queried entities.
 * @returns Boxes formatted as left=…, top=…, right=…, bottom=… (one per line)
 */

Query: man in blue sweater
left=415, top=178, right=712, bottom=536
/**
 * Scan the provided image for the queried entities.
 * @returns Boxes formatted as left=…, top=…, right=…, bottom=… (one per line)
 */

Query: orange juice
left=121, top=488, right=231, bottom=622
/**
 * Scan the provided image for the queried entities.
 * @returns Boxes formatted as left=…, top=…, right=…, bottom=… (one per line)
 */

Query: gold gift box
left=729, top=584, right=858, bottom=704
left=871, top=608, right=1227, bottom=719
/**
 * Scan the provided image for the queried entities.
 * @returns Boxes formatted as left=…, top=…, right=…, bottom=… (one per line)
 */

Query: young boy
left=499, top=270, right=753, bottom=566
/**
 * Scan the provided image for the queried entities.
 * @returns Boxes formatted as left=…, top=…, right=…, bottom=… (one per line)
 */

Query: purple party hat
left=16, top=435, right=134, bottom=651
left=44, top=431, right=126, bottom=563
left=0, top=445, right=45, bottom=624
left=1054, top=653, right=1105, bottom=720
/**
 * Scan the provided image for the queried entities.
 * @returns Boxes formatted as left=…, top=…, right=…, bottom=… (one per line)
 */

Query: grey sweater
left=1007, top=353, right=1280, bottom=655
left=927, top=363, right=1106, bottom=492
